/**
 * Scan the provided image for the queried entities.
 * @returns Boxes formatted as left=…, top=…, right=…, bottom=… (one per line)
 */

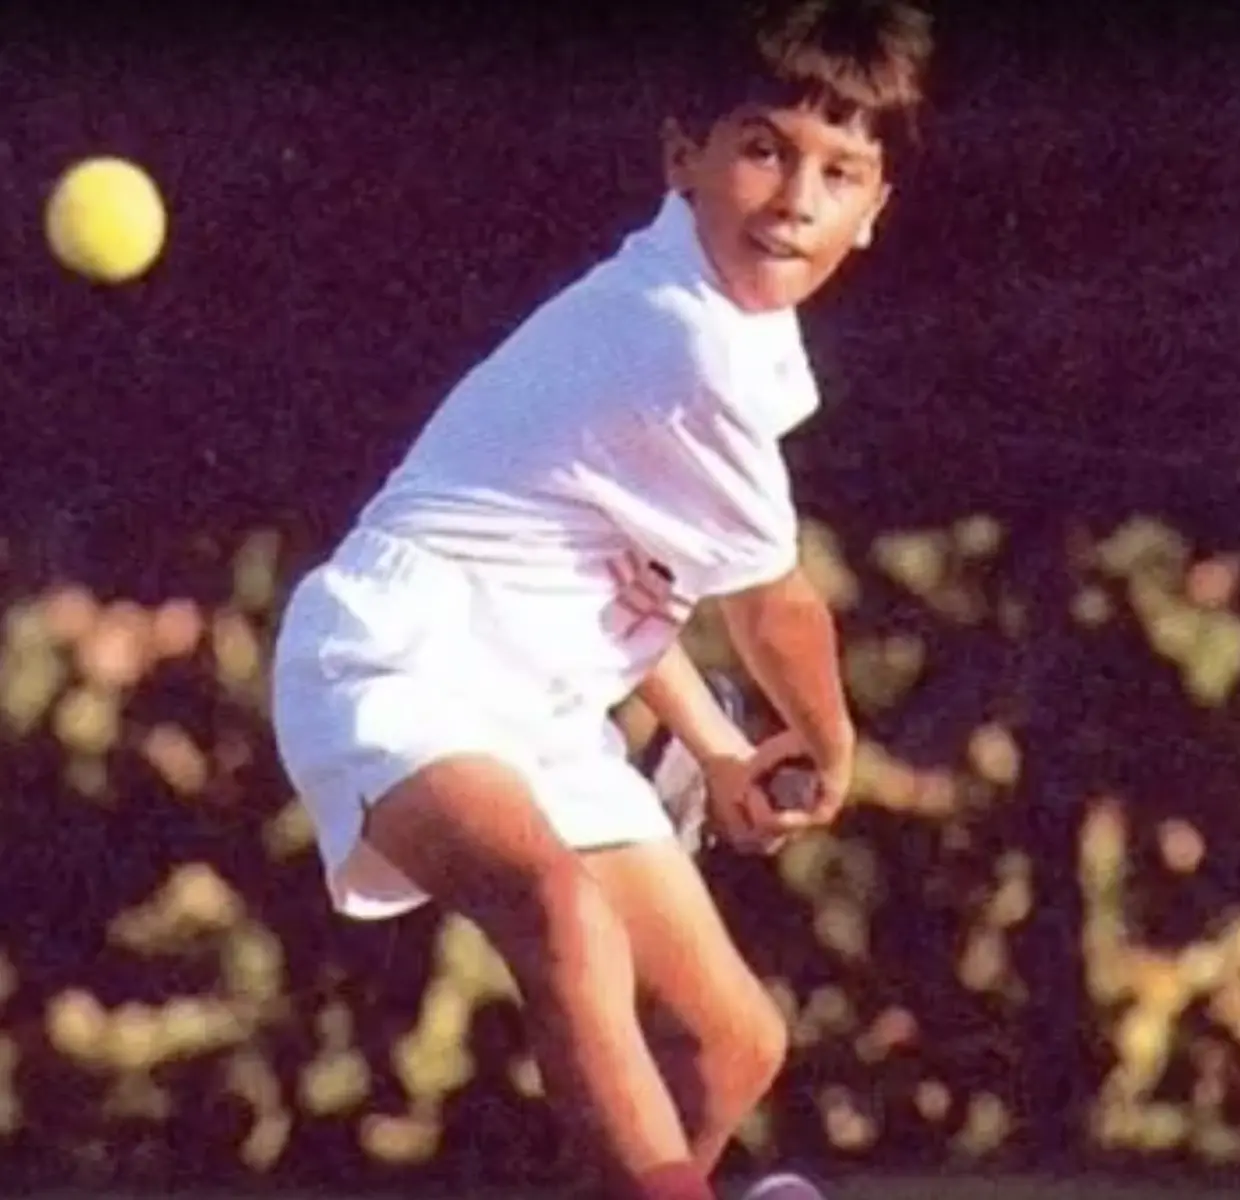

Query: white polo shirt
left=353, top=191, right=820, bottom=711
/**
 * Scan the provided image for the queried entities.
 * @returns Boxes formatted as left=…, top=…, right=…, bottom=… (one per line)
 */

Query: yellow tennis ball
left=44, top=157, right=168, bottom=284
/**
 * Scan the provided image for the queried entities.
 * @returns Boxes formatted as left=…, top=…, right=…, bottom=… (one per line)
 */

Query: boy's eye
left=831, top=156, right=878, bottom=187
left=743, top=138, right=782, bottom=163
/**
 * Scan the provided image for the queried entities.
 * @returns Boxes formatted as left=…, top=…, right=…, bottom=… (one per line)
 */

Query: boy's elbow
left=719, top=565, right=823, bottom=646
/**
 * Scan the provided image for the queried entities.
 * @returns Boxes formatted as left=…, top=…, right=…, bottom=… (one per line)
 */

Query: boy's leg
left=361, top=755, right=714, bottom=1199
left=582, top=837, right=789, bottom=1174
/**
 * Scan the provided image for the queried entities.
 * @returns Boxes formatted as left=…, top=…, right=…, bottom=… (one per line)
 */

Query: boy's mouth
left=745, top=231, right=806, bottom=261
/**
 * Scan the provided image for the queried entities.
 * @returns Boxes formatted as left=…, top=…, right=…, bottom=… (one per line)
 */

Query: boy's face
left=663, top=103, right=891, bottom=312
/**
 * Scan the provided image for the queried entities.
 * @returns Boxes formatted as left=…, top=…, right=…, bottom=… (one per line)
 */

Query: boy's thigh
left=580, top=837, right=775, bottom=1043
left=365, top=756, right=665, bottom=1011
left=363, top=754, right=580, bottom=913
left=362, top=756, right=643, bottom=982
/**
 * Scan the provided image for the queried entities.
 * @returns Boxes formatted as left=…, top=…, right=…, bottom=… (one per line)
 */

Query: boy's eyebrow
left=736, top=111, right=883, bottom=165
left=736, top=113, right=793, bottom=141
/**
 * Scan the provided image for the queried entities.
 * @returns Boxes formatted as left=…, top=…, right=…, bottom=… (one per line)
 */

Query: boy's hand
left=701, top=748, right=783, bottom=855
left=701, top=727, right=853, bottom=855
left=744, top=728, right=854, bottom=841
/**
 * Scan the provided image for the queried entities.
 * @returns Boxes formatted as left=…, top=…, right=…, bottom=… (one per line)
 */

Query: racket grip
left=757, top=754, right=819, bottom=811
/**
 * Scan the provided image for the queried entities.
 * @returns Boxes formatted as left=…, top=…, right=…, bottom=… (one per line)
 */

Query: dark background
left=3, top=0, right=1240, bottom=1193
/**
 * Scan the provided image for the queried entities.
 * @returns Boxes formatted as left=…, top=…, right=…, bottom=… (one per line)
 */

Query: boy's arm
left=632, top=640, right=753, bottom=764
left=717, top=565, right=855, bottom=771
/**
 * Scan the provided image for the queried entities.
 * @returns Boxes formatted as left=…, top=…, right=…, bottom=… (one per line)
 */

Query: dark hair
left=688, top=0, right=933, bottom=161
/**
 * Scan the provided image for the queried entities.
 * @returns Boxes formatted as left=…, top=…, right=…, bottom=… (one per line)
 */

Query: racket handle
left=757, top=755, right=819, bottom=811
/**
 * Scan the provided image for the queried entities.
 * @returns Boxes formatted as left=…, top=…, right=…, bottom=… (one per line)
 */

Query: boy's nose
left=770, top=164, right=818, bottom=225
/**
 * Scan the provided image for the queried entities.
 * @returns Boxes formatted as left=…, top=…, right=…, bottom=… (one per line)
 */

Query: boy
left=272, top=2, right=932, bottom=1196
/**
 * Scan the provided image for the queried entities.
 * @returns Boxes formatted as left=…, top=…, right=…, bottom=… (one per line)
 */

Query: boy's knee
left=711, top=984, right=788, bottom=1100
left=740, top=989, right=789, bottom=1090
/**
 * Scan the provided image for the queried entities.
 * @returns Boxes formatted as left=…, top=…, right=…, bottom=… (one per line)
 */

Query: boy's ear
left=855, top=182, right=893, bottom=249
left=661, top=117, right=700, bottom=198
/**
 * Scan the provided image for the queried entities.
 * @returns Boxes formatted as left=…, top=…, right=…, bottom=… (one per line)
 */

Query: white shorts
left=271, top=528, right=679, bottom=920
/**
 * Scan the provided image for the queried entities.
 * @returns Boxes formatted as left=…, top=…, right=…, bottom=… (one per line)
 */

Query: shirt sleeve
left=574, top=313, right=801, bottom=599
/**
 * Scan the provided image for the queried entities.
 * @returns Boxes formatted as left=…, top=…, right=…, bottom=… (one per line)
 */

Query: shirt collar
left=642, top=190, right=716, bottom=285
left=634, top=191, right=801, bottom=340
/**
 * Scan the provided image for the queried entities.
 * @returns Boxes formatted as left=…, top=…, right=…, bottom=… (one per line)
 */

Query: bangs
left=749, top=40, right=925, bottom=145
left=691, top=1, right=931, bottom=155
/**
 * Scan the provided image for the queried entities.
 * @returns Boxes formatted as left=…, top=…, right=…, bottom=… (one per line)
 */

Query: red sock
left=629, top=1161, right=716, bottom=1199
